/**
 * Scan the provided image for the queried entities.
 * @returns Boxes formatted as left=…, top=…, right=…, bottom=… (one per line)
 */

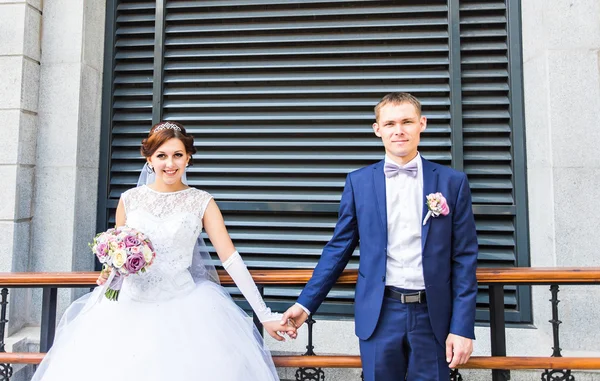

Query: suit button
left=381, top=276, right=386, bottom=282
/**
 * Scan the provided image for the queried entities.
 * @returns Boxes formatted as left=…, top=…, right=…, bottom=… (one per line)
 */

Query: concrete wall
left=0, top=0, right=105, bottom=334
left=29, top=0, right=105, bottom=320
left=0, top=0, right=42, bottom=335
left=521, top=0, right=600, bottom=354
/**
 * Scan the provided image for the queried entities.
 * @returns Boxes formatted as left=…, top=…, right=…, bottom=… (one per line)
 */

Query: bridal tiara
left=153, top=122, right=182, bottom=133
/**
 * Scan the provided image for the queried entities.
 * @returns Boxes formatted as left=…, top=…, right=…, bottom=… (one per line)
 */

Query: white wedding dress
left=31, top=185, right=279, bottom=381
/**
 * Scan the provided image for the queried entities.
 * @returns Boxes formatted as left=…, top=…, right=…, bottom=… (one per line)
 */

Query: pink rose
left=124, top=235, right=141, bottom=248
left=96, top=242, right=108, bottom=257
left=124, top=252, right=146, bottom=274
left=438, top=195, right=450, bottom=216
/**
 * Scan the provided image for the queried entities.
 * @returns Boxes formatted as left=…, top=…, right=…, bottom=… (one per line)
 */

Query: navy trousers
left=359, top=289, right=450, bottom=381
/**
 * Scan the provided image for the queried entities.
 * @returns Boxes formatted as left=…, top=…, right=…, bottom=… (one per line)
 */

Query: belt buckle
left=400, top=292, right=422, bottom=303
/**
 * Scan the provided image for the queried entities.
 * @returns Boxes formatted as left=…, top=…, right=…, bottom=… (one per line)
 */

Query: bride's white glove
left=223, top=251, right=281, bottom=323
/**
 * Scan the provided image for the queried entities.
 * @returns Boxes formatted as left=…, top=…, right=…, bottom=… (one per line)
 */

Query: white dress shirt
left=296, top=153, right=426, bottom=315
left=384, top=153, right=425, bottom=290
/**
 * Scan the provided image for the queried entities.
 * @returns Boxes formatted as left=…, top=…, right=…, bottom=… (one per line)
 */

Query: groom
left=282, top=93, right=478, bottom=380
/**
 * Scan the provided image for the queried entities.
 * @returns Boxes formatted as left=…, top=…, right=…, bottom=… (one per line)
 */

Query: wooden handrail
left=1, top=353, right=599, bottom=370
left=463, top=356, right=600, bottom=370
left=0, top=353, right=44, bottom=364
left=475, top=267, right=600, bottom=284
left=1, top=268, right=600, bottom=287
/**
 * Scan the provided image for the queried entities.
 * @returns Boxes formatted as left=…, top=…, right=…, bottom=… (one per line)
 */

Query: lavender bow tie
left=384, top=161, right=418, bottom=178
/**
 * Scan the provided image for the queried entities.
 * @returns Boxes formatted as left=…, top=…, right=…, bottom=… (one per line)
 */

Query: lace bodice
left=121, top=185, right=212, bottom=301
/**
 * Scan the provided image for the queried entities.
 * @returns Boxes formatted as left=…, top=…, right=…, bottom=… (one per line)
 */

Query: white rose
left=112, top=249, right=127, bottom=268
left=142, top=246, right=153, bottom=264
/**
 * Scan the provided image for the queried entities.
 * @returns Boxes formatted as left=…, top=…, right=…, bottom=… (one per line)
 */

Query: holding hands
left=263, top=318, right=297, bottom=342
left=279, top=304, right=310, bottom=340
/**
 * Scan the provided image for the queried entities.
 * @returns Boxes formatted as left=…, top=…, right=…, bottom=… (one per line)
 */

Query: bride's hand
left=262, top=320, right=296, bottom=342
left=96, top=269, right=110, bottom=286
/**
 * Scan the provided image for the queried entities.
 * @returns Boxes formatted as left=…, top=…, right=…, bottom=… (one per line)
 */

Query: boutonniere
left=422, top=192, right=450, bottom=225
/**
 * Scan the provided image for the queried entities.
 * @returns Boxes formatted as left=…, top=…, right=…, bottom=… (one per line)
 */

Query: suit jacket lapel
left=421, top=158, right=438, bottom=252
left=372, top=160, right=387, bottom=232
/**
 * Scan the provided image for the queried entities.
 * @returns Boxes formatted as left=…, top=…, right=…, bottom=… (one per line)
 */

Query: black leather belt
left=384, top=287, right=427, bottom=303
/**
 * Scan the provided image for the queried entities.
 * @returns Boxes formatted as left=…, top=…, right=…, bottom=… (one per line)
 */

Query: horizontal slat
left=163, top=84, right=452, bottom=96
left=465, top=151, right=512, bottom=161
left=465, top=164, right=512, bottom=176
left=115, top=26, right=155, bottom=35
left=110, top=152, right=413, bottom=161
left=460, top=28, right=507, bottom=38
left=168, top=6, right=448, bottom=23
left=116, top=112, right=452, bottom=122
left=463, top=124, right=511, bottom=133
left=114, top=88, right=153, bottom=96
left=167, top=0, right=388, bottom=7
left=111, top=137, right=450, bottom=147
left=475, top=219, right=514, bottom=232
left=117, top=2, right=155, bottom=11
left=117, top=14, right=154, bottom=23
left=471, top=193, right=514, bottom=205
left=165, top=31, right=449, bottom=46
left=164, top=57, right=450, bottom=70
left=115, top=38, right=155, bottom=48
left=163, top=71, right=450, bottom=84
left=461, top=82, right=510, bottom=91
left=115, top=51, right=154, bottom=59
left=165, top=44, right=449, bottom=58
left=460, top=15, right=506, bottom=24
left=461, top=54, right=508, bottom=64
left=476, top=234, right=515, bottom=247
left=166, top=18, right=449, bottom=34
left=111, top=123, right=451, bottom=135
left=459, top=2, right=506, bottom=11
left=115, top=62, right=154, bottom=71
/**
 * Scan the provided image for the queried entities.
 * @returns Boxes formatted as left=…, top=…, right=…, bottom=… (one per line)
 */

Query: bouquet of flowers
left=90, top=227, right=156, bottom=301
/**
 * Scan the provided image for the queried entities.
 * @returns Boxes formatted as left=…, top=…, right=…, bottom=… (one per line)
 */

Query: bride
left=31, top=121, right=295, bottom=381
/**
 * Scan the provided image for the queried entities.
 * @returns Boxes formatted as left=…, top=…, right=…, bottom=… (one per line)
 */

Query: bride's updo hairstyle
left=141, top=121, right=197, bottom=166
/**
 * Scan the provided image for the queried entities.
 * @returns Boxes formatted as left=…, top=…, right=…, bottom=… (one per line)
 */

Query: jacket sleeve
left=449, top=173, right=479, bottom=339
left=297, top=174, right=359, bottom=314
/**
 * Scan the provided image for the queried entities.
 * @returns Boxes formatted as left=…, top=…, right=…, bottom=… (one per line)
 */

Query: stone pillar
left=30, top=0, right=106, bottom=318
left=522, top=0, right=600, bottom=354
left=0, top=0, right=42, bottom=334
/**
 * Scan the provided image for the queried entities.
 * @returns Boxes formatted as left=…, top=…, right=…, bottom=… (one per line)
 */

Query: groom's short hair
left=374, top=92, right=422, bottom=121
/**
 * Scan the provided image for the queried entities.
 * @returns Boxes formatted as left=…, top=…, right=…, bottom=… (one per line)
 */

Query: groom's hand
left=280, top=305, right=309, bottom=339
left=445, top=333, right=473, bottom=368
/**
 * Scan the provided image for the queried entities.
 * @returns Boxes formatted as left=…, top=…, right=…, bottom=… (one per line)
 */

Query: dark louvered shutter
left=105, top=1, right=156, bottom=200
left=459, top=0, right=530, bottom=322
left=99, top=0, right=530, bottom=322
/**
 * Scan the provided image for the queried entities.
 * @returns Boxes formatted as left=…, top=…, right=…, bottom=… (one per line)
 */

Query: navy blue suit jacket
left=297, top=158, right=478, bottom=345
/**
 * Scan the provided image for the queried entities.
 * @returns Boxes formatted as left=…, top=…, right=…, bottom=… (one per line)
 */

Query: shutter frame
left=99, top=0, right=531, bottom=323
